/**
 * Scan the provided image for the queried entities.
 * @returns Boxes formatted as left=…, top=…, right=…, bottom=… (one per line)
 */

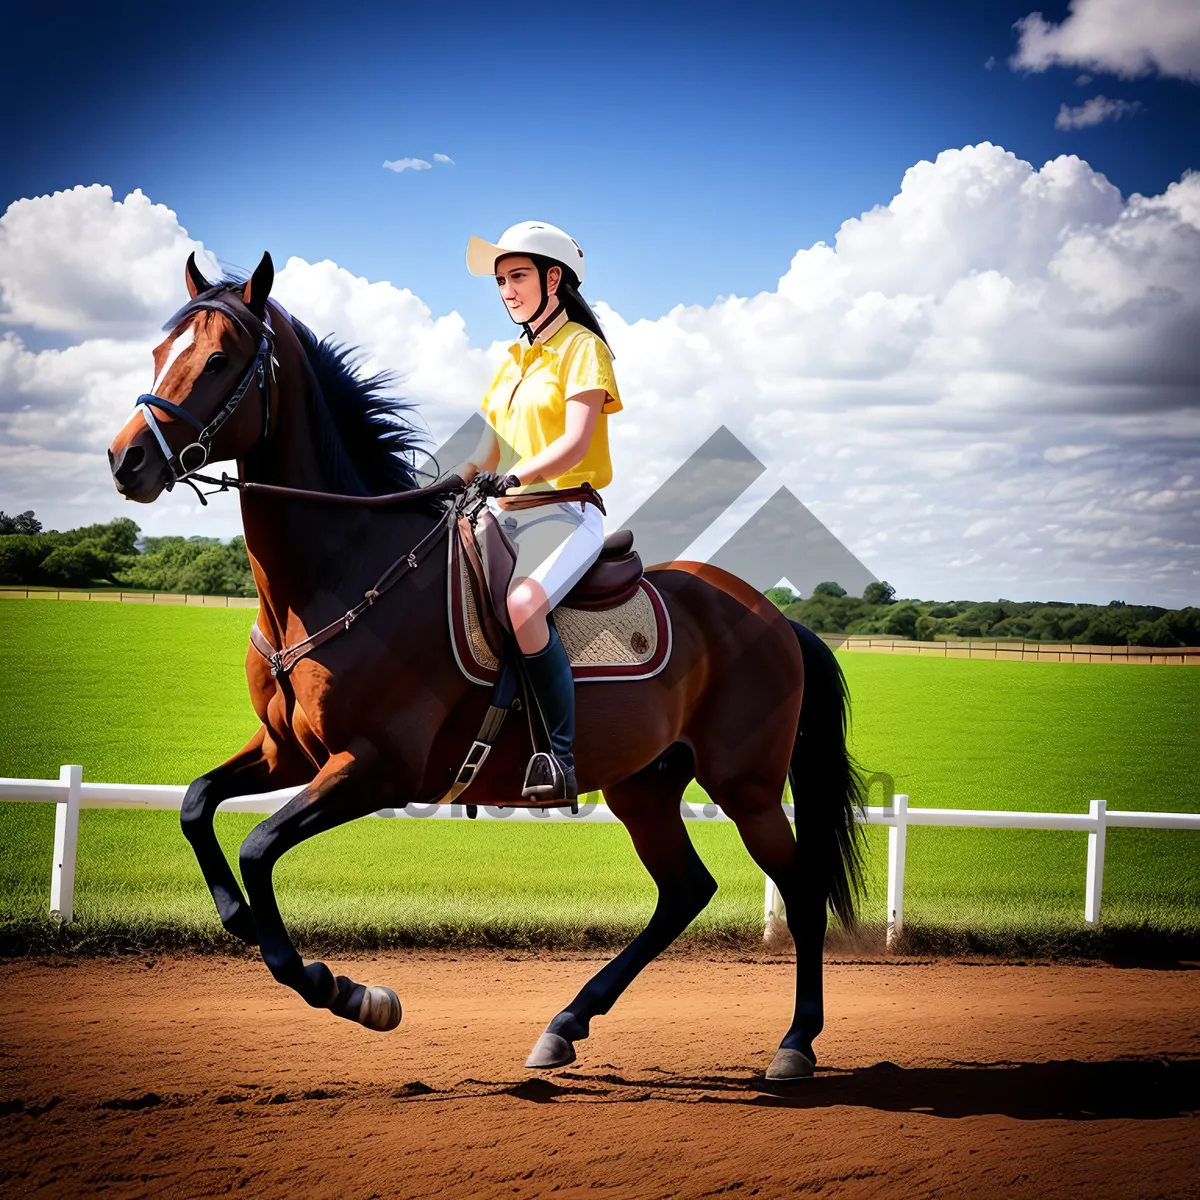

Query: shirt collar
left=508, top=309, right=571, bottom=363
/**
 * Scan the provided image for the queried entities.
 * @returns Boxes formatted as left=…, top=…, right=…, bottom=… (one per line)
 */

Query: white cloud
left=0, top=185, right=217, bottom=337
left=382, top=158, right=432, bottom=173
left=2, top=144, right=1199, bottom=604
left=433, top=153, right=455, bottom=164
left=1055, top=94, right=1143, bottom=128
left=1012, top=0, right=1200, bottom=82
left=271, top=257, right=495, bottom=432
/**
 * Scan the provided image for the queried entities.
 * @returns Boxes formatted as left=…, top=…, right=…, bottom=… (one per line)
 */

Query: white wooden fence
left=2, top=767, right=1197, bottom=949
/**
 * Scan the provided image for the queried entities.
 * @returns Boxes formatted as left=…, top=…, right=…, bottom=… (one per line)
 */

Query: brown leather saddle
left=455, top=493, right=643, bottom=655
left=446, top=482, right=662, bottom=811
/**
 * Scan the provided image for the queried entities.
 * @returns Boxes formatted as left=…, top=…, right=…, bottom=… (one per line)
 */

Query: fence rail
left=4, top=768, right=1197, bottom=948
left=820, top=635, right=1200, bottom=665
left=0, top=588, right=258, bottom=607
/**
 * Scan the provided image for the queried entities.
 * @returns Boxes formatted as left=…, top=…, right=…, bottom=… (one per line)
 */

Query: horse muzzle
left=108, top=434, right=169, bottom=503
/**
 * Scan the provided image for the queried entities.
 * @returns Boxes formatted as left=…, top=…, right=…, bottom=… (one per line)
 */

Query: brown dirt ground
left=1, top=951, right=1197, bottom=1199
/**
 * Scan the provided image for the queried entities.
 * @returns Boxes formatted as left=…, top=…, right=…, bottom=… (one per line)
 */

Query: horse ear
left=242, top=252, right=274, bottom=317
left=185, top=252, right=210, bottom=299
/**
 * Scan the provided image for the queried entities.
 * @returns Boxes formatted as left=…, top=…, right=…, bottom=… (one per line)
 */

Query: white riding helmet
left=466, top=220, right=586, bottom=286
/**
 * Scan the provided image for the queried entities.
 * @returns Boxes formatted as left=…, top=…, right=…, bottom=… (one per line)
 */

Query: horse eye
left=203, top=353, right=228, bottom=374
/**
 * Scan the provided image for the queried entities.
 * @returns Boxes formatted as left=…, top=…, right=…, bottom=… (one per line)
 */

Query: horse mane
left=286, top=315, right=432, bottom=498
left=195, top=276, right=444, bottom=508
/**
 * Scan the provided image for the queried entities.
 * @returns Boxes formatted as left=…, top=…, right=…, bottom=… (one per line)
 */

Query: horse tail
left=788, top=619, right=867, bottom=930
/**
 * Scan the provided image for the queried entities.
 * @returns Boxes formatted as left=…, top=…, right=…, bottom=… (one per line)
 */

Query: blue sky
left=5, top=0, right=1197, bottom=343
left=3, top=0, right=1199, bottom=605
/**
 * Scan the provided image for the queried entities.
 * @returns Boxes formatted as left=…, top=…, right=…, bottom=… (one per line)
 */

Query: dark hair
left=514, top=252, right=613, bottom=355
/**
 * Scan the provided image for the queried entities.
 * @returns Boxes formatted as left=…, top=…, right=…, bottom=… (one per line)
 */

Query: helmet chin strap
left=518, top=260, right=565, bottom=342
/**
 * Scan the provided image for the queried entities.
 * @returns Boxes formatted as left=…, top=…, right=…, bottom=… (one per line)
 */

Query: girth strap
left=446, top=650, right=577, bottom=815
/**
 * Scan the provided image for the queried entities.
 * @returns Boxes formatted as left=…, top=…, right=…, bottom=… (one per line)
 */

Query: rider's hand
left=474, top=471, right=522, bottom=498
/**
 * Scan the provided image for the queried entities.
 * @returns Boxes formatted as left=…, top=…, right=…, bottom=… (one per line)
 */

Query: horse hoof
left=765, top=1048, right=815, bottom=1081
left=525, top=1032, right=576, bottom=1069
left=358, top=986, right=402, bottom=1032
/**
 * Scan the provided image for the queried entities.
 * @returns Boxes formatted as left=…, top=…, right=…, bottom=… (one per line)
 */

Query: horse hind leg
left=526, top=743, right=716, bottom=1069
left=236, top=745, right=401, bottom=1031
left=722, top=796, right=825, bottom=1081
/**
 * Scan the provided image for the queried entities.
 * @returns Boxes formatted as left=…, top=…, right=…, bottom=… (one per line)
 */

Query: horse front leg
left=235, top=741, right=401, bottom=1030
left=180, top=726, right=311, bottom=944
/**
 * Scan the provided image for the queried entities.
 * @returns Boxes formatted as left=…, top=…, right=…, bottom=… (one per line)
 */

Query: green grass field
left=1, top=601, right=1197, bottom=955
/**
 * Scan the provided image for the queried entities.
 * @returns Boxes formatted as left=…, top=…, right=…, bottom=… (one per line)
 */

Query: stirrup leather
left=447, top=704, right=508, bottom=806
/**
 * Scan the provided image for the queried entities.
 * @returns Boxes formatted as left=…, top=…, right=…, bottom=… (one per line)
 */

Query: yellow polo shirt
left=480, top=320, right=622, bottom=492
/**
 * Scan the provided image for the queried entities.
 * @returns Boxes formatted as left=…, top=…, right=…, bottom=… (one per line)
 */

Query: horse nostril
left=112, top=443, right=146, bottom=486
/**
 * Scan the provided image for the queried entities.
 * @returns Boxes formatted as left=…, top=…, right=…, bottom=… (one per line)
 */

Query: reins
left=186, top=470, right=467, bottom=508
left=220, top=473, right=606, bottom=678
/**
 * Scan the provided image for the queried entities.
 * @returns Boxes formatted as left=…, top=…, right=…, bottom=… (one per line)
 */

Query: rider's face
left=495, top=256, right=561, bottom=324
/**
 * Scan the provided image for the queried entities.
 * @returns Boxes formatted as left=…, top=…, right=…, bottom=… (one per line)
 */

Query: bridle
left=132, top=291, right=276, bottom=505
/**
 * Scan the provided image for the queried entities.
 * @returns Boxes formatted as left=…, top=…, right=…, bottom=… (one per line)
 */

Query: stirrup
left=522, top=751, right=578, bottom=810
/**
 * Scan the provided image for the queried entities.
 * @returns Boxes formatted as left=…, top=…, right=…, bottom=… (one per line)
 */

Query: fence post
left=50, top=764, right=82, bottom=924
left=886, top=793, right=908, bottom=951
left=1084, top=798, right=1107, bottom=925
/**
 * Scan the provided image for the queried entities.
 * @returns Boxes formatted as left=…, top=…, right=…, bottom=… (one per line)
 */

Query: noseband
left=132, top=293, right=275, bottom=504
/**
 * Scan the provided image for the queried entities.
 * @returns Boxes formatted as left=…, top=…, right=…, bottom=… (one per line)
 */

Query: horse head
left=108, top=251, right=276, bottom=502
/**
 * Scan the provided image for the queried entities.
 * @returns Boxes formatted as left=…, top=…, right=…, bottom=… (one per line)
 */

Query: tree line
left=767, top=579, right=1200, bottom=648
left=0, top=511, right=255, bottom=597
left=2, top=511, right=1197, bottom=645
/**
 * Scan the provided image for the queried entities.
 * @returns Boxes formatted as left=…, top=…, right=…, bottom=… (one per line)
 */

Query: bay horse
left=106, top=251, right=866, bottom=1081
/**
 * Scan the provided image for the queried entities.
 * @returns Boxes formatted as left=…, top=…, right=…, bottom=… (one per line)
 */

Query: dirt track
left=1, top=952, right=1197, bottom=1198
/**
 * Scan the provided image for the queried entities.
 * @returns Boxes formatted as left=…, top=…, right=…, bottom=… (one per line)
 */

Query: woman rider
left=446, top=221, right=622, bottom=803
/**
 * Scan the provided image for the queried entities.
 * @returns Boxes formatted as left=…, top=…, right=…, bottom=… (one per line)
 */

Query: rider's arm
left=511, top=331, right=619, bottom=486
left=445, top=423, right=500, bottom=483
left=510, top=390, right=606, bottom=486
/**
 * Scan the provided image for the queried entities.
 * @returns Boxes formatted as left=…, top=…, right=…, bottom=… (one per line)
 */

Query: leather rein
left=234, top=476, right=605, bottom=678
left=131, top=287, right=606, bottom=679
left=230, top=476, right=605, bottom=677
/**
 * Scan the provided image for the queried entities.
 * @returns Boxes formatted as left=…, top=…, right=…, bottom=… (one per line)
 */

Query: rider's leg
left=502, top=500, right=605, bottom=800
left=508, top=578, right=578, bottom=799
left=509, top=578, right=552, bottom=654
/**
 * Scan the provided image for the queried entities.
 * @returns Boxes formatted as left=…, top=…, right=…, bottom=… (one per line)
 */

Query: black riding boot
left=520, top=623, right=578, bottom=802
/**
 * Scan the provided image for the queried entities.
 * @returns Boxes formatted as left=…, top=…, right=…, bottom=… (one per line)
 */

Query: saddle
left=445, top=484, right=671, bottom=812
left=459, top=507, right=643, bottom=648
left=450, top=493, right=670, bottom=684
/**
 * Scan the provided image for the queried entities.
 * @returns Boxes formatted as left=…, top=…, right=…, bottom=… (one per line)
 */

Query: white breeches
left=486, top=497, right=607, bottom=611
